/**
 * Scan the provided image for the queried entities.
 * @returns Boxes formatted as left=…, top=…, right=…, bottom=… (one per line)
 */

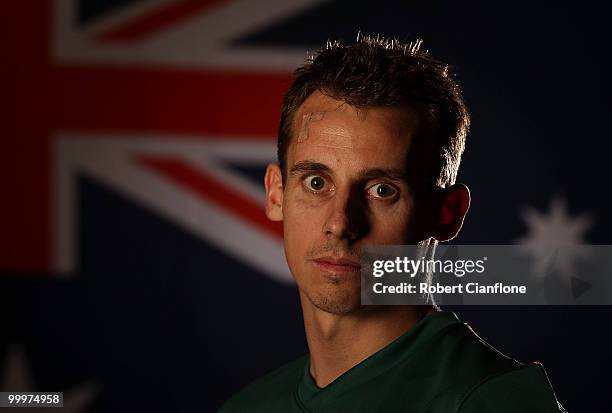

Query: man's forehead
left=293, top=91, right=419, bottom=136
left=294, top=95, right=355, bottom=146
left=296, top=91, right=347, bottom=114
left=291, top=92, right=419, bottom=153
left=285, top=92, right=435, bottom=186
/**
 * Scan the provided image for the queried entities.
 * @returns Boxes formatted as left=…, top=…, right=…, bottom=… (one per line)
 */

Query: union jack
left=2, top=0, right=326, bottom=283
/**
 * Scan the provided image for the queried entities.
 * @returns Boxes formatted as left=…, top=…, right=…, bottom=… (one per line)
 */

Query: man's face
left=267, top=91, right=434, bottom=314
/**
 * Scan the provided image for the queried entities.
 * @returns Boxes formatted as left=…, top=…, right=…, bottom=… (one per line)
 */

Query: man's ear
left=264, top=163, right=284, bottom=222
left=431, top=183, right=470, bottom=242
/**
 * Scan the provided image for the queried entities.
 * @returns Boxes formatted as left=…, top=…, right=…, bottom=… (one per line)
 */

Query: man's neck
left=301, top=297, right=434, bottom=388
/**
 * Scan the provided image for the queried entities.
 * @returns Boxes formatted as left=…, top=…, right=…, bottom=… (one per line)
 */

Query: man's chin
left=307, top=289, right=362, bottom=315
left=294, top=266, right=362, bottom=314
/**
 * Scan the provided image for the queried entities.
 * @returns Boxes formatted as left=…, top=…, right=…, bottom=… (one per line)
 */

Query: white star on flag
left=0, top=345, right=99, bottom=412
left=515, top=196, right=594, bottom=278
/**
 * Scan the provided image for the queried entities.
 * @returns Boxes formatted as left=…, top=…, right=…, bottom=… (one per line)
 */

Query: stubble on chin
left=293, top=241, right=363, bottom=314
left=307, top=286, right=360, bottom=314
left=303, top=266, right=362, bottom=315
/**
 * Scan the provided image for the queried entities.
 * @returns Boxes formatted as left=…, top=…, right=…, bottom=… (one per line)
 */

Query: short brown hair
left=278, top=34, right=470, bottom=189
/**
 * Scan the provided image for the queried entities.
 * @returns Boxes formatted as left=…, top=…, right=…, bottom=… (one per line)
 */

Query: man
left=219, top=35, right=566, bottom=412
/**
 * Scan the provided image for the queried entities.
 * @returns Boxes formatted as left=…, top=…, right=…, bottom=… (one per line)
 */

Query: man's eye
left=367, top=183, right=398, bottom=199
left=304, top=175, right=327, bottom=191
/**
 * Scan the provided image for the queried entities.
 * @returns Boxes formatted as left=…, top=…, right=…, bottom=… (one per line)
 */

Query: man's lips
left=311, top=256, right=361, bottom=273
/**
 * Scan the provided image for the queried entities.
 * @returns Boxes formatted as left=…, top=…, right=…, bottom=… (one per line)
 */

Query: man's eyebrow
left=289, top=161, right=332, bottom=176
left=360, top=168, right=409, bottom=182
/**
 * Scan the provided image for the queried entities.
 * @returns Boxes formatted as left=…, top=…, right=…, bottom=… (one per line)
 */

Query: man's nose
left=322, top=187, right=363, bottom=241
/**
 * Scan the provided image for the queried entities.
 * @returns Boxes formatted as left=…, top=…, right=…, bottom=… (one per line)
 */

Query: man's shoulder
left=456, top=362, right=567, bottom=412
left=218, top=354, right=308, bottom=413
left=431, top=318, right=521, bottom=374
left=420, top=315, right=565, bottom=412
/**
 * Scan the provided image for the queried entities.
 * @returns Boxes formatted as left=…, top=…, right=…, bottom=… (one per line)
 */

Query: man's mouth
left=311, top=256, right=362, bottom=273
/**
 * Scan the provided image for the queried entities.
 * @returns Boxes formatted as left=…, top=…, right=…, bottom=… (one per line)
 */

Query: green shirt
left=219, top=311, right=566, bottom=412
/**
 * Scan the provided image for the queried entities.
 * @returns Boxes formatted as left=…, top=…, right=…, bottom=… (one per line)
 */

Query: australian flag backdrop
left=1, top=1, right=611, bottom=412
